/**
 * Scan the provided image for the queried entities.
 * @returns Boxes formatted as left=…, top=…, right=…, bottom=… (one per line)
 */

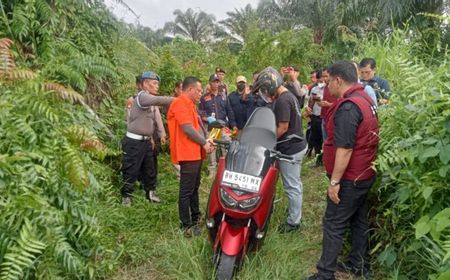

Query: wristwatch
left=330, top=179, right=340, bottom=187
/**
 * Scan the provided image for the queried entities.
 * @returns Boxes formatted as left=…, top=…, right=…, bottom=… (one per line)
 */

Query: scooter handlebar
left=213, top=139, right=231, bottom=146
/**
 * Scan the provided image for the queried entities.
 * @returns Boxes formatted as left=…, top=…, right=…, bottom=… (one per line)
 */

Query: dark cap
left=140, top=71, right=161, bottom=82
left=209, top=74, right=220, bottom=82
left=215, top=67, right=226, bottom=74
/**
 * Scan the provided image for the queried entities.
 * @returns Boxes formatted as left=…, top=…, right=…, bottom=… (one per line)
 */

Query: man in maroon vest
left=306, top=61, right=379, bottom=280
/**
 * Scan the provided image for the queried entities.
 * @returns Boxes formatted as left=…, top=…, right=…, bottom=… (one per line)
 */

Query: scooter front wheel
left=216, top=252, right=237, bottom=280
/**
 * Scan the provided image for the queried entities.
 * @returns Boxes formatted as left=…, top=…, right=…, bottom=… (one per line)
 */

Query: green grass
left=98, top=153, right=365, bottom=280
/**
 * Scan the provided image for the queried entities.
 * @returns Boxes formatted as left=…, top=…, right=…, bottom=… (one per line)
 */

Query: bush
left=358, top=29, right=450, bottom=279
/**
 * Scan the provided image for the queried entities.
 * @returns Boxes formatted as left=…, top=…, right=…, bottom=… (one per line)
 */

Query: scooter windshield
left=225, top=142, right=273, bottom=177
left=224, top=107, right=277, bottom=177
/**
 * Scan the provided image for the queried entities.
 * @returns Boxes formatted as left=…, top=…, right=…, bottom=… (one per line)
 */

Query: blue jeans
left=321, top=119, right=327, bottom=142
left=278, top=146, right=307, bottom=225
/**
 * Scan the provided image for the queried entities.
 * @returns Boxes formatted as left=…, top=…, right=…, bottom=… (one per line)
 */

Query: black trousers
left=178, top=160, right=202, bottom=228
left=316, top=176, right=375, bottom=279
left=121, top=136, right=157, bottom=198
left=310, top=115, right=323, bottom=156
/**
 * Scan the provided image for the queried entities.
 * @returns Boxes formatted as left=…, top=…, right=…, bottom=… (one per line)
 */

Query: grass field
left=99, top=153, right=366, bottom=280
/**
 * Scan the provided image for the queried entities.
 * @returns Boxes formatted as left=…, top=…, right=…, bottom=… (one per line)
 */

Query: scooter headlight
left=220, top=188, right=237, bottom=208
left=238, top=196, right=260, bottom=210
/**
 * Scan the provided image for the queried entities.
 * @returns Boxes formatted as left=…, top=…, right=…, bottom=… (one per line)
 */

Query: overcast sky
left=104, top=0, right=260, bottom=29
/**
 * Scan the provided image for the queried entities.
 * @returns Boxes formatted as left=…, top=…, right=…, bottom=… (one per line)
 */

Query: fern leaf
left=0, top=38, right=16, bottom=74
left=7, top=69, right=36, bottom=80
left=80, top=139, right=107, bottom=159
left=62, top=126, right=94, bottom=145
left=442, top=235, right=450, bottom=263
left=44, top=82, right=85, bottom=104
left=53, top=236, right=82, bottom=274
left=62, top=144, right=89, bottom=191
left=0, top=232, right=13, bottom=264
left=0, top=38, right=14, bottom=49
left=0, top=219, right=46, bottom=280
left=11, top=116, right=37, bottom=145
left=30, top=99, right=59, bottom=124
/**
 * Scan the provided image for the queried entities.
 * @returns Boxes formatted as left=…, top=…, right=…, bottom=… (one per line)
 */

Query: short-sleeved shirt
left=310, top=84, right=325, bottom=116
left=333, top=101, right=363, bottom=148
left=273, top=90, right=307, bottom=155
left=168, top=95, right=205, bottom=163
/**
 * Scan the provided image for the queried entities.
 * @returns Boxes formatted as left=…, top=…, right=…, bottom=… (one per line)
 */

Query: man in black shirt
left=253, top=67, right=308, bottom=233
left=306, top=60, right=379, bottom=280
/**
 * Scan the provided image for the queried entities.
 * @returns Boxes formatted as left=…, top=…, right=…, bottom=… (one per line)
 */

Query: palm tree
left=256, top=0, right=306, bottom=31
left=219, top=4, right=258, bottom=42
left=168, top=8, right=216, bottom=44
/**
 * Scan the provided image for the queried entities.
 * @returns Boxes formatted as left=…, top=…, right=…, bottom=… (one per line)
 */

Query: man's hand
left=318, top=101, right=332, bottom=107
left=203, top=140, right=216, bottom=154
left=303, top=106, right=312, bottom=118
left=150, top=138, right=155, bottom=150
left=379, top=98, right=388, bottom=105
left=328, top=184, right=341, bottom=204
left=160, top=137, right=166, bottom=145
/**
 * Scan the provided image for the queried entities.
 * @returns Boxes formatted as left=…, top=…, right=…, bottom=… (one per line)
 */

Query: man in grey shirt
left=121, top=71, right=173, bottom=207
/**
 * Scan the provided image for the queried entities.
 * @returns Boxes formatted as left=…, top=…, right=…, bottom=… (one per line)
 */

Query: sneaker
left=122, top=197, right=131, bottom=207
left=278, top=223, right=300, bottom=233
left=147, top=191, right=161, bottom=203
left=337, top=261, right=371, bottom=279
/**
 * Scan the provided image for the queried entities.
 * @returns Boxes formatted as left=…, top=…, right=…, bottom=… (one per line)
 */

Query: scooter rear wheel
left=216, top=252, right=236, bottom=280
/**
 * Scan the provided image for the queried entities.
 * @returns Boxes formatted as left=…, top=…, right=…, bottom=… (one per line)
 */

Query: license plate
left=222, top=170, right=262, bottom=193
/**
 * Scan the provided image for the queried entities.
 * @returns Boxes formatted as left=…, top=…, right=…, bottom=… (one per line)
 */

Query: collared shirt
left=127, top=90, right=173, bottom=136
left=361, top=75, right=391, bottom=100
left=199, top=90, right=236, bottom=128
left=168, top=95, right=205, bottom=163
left=310, top=83, right=325, bottom=116
left=126, top=95, right=166, bottom=140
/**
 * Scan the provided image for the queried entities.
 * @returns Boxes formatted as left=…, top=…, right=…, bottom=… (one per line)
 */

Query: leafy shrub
left=358, top=29, right=450, bottom=279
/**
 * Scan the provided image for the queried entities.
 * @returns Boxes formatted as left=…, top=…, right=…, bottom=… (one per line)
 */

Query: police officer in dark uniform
left=215, top=67, right=228, bottom=96
left=306, top=61, right=379, bottom=280
left=199, top=74, right=236, bottom=176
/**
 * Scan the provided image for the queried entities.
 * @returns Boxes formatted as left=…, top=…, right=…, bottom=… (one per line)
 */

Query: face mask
left=283, top=75, right=292, bottom=82
left=237, top=83, right=246, bottom=91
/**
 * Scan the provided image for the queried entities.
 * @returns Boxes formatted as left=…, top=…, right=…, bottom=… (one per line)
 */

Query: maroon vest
left=323, top=84, right=379, bottom=181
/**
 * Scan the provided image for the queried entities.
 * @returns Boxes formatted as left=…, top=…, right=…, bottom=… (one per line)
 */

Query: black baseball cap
left=215, top=67, right=226, bottom=74
left=209, top=74, right=220, bottom=82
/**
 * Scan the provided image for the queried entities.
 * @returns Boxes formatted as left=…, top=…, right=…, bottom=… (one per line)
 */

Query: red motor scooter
left=206, top=107, right=295, bottom=280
